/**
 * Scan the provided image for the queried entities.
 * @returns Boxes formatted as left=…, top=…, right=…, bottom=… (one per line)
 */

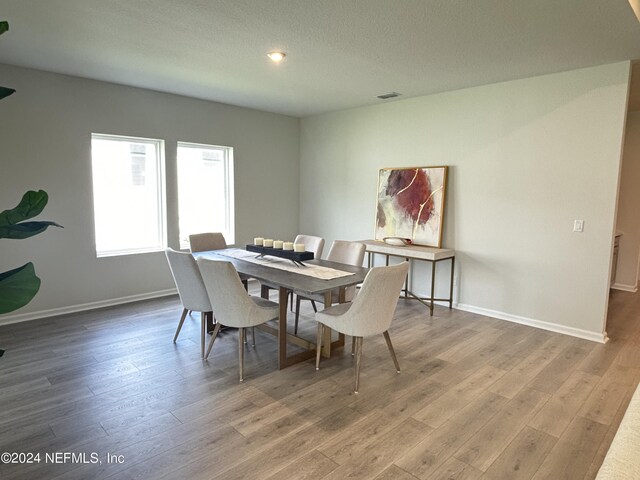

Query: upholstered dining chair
left=314, top=261, right=409, bottom=393
left=164, top=248, right=213, bottom=358
left=189, top=232, right=228, bottom=252
left=260, top=234, right=325, bottom=312
left=189, top=232, right=249, bottom=289
left=197, top=258, right=279, bottom=382
left=294, top=240, right=366, bottom=334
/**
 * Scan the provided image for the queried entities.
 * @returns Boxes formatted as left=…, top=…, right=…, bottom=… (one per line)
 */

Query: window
left=177, top=142, right=234, bottom=248
left=91, top=134, right=166, bottom=257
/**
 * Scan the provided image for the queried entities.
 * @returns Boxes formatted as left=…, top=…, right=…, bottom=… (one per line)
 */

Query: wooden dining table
left=193, top=248, right=370, bottom=369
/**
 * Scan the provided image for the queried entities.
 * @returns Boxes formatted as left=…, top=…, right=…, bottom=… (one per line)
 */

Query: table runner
left=215, top=248, right=355, bottom=280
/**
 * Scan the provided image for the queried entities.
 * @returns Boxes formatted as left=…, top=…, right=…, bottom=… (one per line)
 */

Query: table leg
left=205, top=311, right=215, bottom=333
left=404, top=257, right=410, bottom=298
left=429, top=260, right=436, bottom=316
left=449, top=256, right=455, bottom=309
left=261, top=285, right=269, bottom=299
left=278, top=287, right=289, bottom=369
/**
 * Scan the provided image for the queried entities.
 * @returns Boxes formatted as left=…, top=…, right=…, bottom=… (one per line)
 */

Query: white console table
left=361, top=240, right=455, bottom=316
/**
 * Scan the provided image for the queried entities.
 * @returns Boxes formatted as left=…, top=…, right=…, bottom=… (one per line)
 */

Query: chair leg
left=173, top=308, right=188, bottom=343
left=294, top=296, right=302, bottom=334
left=351, top=336, right=356, bottom=356
left=238, top=327, right=245, bottom=382
left=315, top=323, right=324, bottom=370
left=242, top=279, right=248, bottom=291
left=290, top=292, right=294, bottom=312
left=354, top=337, right=363, bottom=393
left=251, top=327, right=256, bottom=347
left=383, top=331, right=400, bottom=373
left=311, top=300, right=318, bottom=313
left=204, top=323, right=221, bottom=359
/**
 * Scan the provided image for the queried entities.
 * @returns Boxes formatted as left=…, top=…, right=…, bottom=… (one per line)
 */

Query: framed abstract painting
left=375, top=166, right=448, bottom=248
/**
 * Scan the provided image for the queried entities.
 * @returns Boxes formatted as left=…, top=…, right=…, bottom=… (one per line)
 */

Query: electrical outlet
left=573, top=220, right=584, bottom=232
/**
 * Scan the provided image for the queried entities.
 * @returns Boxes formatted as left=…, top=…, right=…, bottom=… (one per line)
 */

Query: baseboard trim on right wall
left=611, top=283, right=638, bottom=293
left=454, top=302, right=607, bottom=344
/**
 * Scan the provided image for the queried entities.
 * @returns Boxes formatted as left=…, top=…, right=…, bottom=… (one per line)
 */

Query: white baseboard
left=611, top=283, right=638, bottom=293
left=455, top=302, right=607, bottom=343
left=0, top=289, right=178, bottom=326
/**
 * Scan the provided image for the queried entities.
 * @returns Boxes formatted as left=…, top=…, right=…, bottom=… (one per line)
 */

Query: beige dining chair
left=197, top=258, right=279, bottom=382
left=294, top=240, right=366, bottom=334
left=189, top=232, right=228, bottom=252
left=164, top=248, right=213, bottom=358
left=189, top=232, right=250, bottom=289
left=314, top=261, right=409, bottom=393
left=260, top=234, right=325, bottom=311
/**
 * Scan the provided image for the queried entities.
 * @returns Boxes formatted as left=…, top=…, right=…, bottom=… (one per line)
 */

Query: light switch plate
left=573, top=220, right=584, bottom=232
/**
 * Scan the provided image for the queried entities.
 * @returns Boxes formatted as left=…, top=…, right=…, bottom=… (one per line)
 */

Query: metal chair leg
left=383, top=331, right=400, bottom=373
left=251, top=327, right=256, bottom=347
left=354, top=337, right=363, bottom=393
left=315, top=323, right=324, bottom=370
left=173, top=308, right=188, bottom=343
left=311, top=300, right=318, bottom=313
left=351, top=336, right=356, bottom=356
left=204, top=323, right=221, bottom=359
left=239, top=327, right=245, bottom=382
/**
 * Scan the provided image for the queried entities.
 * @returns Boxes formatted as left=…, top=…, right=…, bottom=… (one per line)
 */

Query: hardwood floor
left=0, top=285, right=638, bottom=479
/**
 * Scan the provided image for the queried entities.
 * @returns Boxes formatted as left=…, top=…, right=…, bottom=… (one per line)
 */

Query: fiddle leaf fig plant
left=0, top=190, right=63, bottom=315
left=0, top=22, right=63, bottom=360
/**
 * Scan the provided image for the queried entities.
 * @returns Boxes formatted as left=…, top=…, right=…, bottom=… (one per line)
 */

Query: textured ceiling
left=1, top=0, right=640, bottom=117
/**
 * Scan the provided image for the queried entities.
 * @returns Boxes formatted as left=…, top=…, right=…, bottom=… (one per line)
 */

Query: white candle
left=264, top=238, right=274, bottom=247
left=294, top=243, right=305, bottom=252
left=254, top=237, right=264, bottom=246
left=273, top=240, right=283, bottom=249
left=283, top=241, right=294, bottom=251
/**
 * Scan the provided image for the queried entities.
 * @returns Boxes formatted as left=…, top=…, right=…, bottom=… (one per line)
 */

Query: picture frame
left=375, top=166, right=448, bottom=248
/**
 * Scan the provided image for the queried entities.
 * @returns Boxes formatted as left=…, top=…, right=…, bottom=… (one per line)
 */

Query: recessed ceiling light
left=267, top=51, right=286, bottom=63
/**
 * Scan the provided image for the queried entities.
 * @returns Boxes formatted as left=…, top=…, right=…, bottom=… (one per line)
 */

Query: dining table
left=193, top=248, right=370, bottom=369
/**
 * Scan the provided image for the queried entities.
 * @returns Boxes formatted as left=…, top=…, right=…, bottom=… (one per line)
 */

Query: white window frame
left=91, top=133, right=167, bottom=257
left=177, top=141, right=235, bottom=249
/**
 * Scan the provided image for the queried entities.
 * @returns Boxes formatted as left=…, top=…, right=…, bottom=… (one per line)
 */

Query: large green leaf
left=0, top=220, right=63, bottom=239
left=0, top=263, right=41, bottom=314
left=0, top=86, right=15, bottom=100
left=0, top=190, right=63, bottom=239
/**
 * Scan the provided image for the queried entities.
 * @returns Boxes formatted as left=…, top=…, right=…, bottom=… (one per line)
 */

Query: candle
left=263, top=238, right=274, bottom=247
left=293, top=243, right=305, bottom=252
left=254, top=237, right=264, bottom=246
left=283, top=241, right=294, bottom=251
left=273, top=240, right=283, bottom=249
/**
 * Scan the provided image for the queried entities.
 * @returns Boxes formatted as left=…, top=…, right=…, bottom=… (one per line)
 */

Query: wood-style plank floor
left=0, top=285, right=639, bottom=480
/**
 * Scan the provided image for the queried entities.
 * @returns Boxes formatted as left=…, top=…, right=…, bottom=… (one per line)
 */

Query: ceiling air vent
left=377, top=92, right=401, bottom=100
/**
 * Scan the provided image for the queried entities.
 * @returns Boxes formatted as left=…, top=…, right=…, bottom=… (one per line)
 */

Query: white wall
left=0, top=64, right=299, bottom=322
left=300, top=62, right=630, bottom=341
left=615, top=112, right=640, bottom=291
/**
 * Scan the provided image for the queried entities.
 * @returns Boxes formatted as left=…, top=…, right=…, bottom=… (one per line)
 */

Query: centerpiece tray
left=246, top=244, right=315, bottom=263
